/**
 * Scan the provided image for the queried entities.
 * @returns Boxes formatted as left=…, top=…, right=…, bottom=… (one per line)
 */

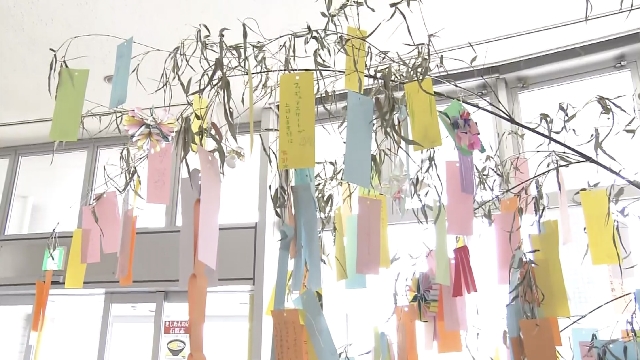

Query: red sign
left=163, top=320, right=189, bottom=334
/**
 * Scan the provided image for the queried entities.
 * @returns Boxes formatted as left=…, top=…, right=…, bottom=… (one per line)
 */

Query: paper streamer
left=109, top=37, right=133, bottom=108
left=94, top=191, right=122, bottom=254
left=494, top=211, right=520, bottom=285
left=581, top=188, right=620, bottom=265
left=345, top=215, right=366, bottom=289
left=356, top=196, right=381, bottom=275
left=530, top=220, right=570, bottom=317
left=188, top=199, right=208, bottom=360
left=335, top=207, right=348, bottom=282
left=178, top=169, right=200, bottom=289
left=117, top=209, right=134, bottom=279
left=434, top=201, right=450, bottom=285
left=299, top=291, right=338, bottom=360
left=457, top=151, right=475, bottom=195
left=292, top=169, right=313, bottom=290
left=404, top=78, right=442, bottom=151
left=65, top=229, right=87, bottom=288
left=119, top=215, right=137, bottom=286
left=292, top=182, right=321, bottom=291
left=81, top=206, right=101, bottom=264
left=278, top=72, right=315, bottom=170
left=345, top=27, right=367, bottom=93
left=452, top=245, right=477, bottom=297
left=380, top=331, right=391, bottom=360
left=50, top=68, right=90, bottom=141
left=344, top=91, right=374, bottom=188
left=445, top=161, right=473, bottom=236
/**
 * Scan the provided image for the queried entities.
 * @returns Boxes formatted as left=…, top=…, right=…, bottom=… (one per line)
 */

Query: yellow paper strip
left=247, top=293, right=254, bottom=360
left=530, top=220, right=570, bottom=317
left=191, top=94, right=208, bottom=152
left=65, top=229, right=87, bottom=289
left=581, top=188, right=620, bottom=265
left=405, top=78, right=442, bottom=151
left=278, top=72, right=315, bottom=170
left=33, top=316, right=47, bottom=360
left=335, top=207, right=348, bottom=281
left=345, top=27, right=368, bottom=93
left=248, top=60, right=255, bottom=154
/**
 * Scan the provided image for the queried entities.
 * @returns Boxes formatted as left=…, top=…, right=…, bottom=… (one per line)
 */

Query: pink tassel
left=452, top=245, right=477, bottom=297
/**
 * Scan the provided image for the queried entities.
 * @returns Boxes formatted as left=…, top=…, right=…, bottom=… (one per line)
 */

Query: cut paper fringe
left=452, top=245, right=477, bottom=297
left=457, top=151, right=474, bottom=195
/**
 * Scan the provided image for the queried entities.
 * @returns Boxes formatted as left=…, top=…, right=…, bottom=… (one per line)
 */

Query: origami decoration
left=452, top=245, right=477, bottom=297
left=123, top=107, right=178, bottom=153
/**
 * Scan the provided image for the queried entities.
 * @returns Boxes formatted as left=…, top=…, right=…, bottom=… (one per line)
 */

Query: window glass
left=0, top=304, right=31, bottom=360
left=106, top=303, right=156, bottom=360
left=6, top=151, right=87, bottom=235
left=37, top=294, right=104, bottom=360
left=518, top=70, right=638, bottom=192
left=162, top=291, right=250, bottom=359
left=93, top=146, right=166, bottom=228
left=0, top=158, right=9, bottom=209
left=176, top=134, right=259, bottom=225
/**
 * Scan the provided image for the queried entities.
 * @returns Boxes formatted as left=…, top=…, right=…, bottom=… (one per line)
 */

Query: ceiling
left=1, top=0, right=639, bottom=146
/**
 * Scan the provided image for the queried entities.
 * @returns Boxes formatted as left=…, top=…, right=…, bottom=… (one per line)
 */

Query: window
left=93, top=146, right=166, bottom=228
left=518, top=69, right=638, bottom=192
left=106, top=303, right=156, bottom=360
left=37, top=293, right=104, bottom=360
left=6, top=151, right=87, bottom=235
left=176, top=134, right=259, bottom=225
left=162, top=291, right=251, bottom=359
left=0, top=303, right=31, bottom=360
left=0, top=158, right=9, bottom=208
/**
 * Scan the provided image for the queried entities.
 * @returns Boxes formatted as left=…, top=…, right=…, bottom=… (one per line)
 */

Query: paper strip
left=190, top=95, right=208, bottom=152
left=395, top=305, right=418, bottom=360
left=356, top=196, right=381, bottom=275
left=94, top=192, right=122, bottom=254
left=178, top=170, right=200, bottom=289
left=457, top=151, right=475, bottom=195
left=344, top=91, right=374, bottom=187
left=299, top=291, right=338, bottom=360
left=345, top=27, right=367, bottom=93
left=434, top=201, right=450, bottom=285
left=379, top=195, right=390, bottom=269
left=436, top=287, right=462, bottom=353
left=50, top=68, right=90, bottom=141
left=273, top=309, right=305, bottom=360
left=65, top=229, right=87, bottom=289
left=147, top=144, right=173, bottom=205
left=380, top=331, right=391, bottom=360
left=404, top=79, right=442, bottom=151
left=109, top=37, right=133, bottom=108
left=557, top=170, right=572, bottom=245
left=581, top=188, right=620, bottom=265
left=494, top=211, right=520, bottom=285
left=374, top=326, right=381, bottom=360
left=81, top=206, right=101, bottom=264
left=119, top=216, right=137, bottom=286
left=345, top=214, right=366, bottom=289
left=274, top=225, right=293, bottom=310
left=188, top=199, right=209, bottom=360
left=423, top=321, right=435, bottom=350
left=442, top=262, right=467, bottom=331
left=445, top=161, right=474, bottom=235
left=506, top=303, right=523, bottom=338
left=452, top=245, right=477, bottom=297
left=197, top=147, right=221, bottom=270
left=572, top=328, right=597, bottom=360
left=117, top=209, right=134, bottom=279
left=530, top=220, right=570, bottom=317
left=278, top=72, right=315, bottom=170
left=335, top=207, right=348, bottom=281
left=292, top=183, right=321, bottom=290
left=519, top=319, right=557, bottom=360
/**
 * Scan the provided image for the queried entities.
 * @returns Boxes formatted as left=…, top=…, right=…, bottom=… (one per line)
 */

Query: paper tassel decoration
left=409, top=272, right=439, bottom=321
left=123, top=107, right=178, bottom=153
left=457, top=151, right=474, bottom=195
left=452, top=245, right=477, bottom=297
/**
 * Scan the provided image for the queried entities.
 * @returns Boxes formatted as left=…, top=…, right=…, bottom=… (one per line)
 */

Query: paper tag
left=42, top=247, right=66, bottom=271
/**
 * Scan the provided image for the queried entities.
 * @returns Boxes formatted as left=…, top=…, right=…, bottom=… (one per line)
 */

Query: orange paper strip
left=436, top=288, right=462, bottom=353
left=395, top=305, right=418, bottom=360
left=188, top=199, right=208, bottom=360
left=519, top=319, right=557, bottom=360
left=31, top=281, right=44, bottom=332
left=119, top=216, right=138, bottom=286
left=273, top=309, right=306, bottom=360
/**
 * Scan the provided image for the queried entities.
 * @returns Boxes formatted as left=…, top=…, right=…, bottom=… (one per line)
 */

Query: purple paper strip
left=458, top=151, right=475, bottom=195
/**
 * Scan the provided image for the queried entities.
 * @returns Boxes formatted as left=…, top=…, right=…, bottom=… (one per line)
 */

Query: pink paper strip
left=579, top=341, right=596, bottom=359
left=356, top=196, right=382, bottom=275
left=94, top=191, right=122, bottom=254
left=81, top=207, right=101, bottom=264
left=197, top=147, right=221, bottom=271
left=426, top=251, right=436, bottom=277
left=117, top=209, right=134, bottom=279
left=445, top=161, right=473, bottom=235
left=557, top=170, right=572, bottom=245
left=146, top=144, right=173, bottom=204
left=423, top=321, right=435, bottom=350
left=494, top=211, right=521, bottom=285
left=442, top=262, right=467, bottom=331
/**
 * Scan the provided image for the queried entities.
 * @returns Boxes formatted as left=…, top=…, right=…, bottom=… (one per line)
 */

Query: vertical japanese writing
left=278, top=72, right=314, bottom=170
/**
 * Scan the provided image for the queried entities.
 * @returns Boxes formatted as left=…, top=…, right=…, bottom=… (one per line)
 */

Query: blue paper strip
left=506, top=303, right=523, bottom=338
left=293, top=183, right=321, bottom=290
left=292, top=169, right=314, bottom=290
left=345, top=215, right=366, bottom=289
left=344, top=91, right=374, bottom=188
left=274, top=224, right=294, bottom=310
left=295, top=168, right=314, bottom=185
left=572, top=328, right=597, bottom=360
left=299, top=291, right=339, bottom=360
left=380, top=332, right=390, bottom=360
left=109, top=37, right=133, bottom=109
left=593, top=340, right=638, bottom=360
